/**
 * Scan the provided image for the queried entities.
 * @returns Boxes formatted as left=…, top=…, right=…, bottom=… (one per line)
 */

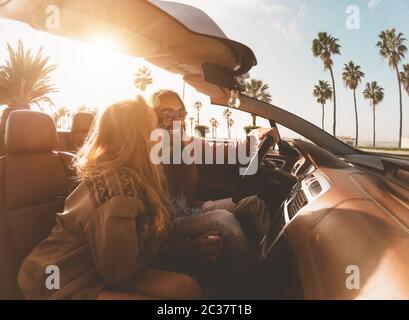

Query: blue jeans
left=171, top=196, right=272, bottom=269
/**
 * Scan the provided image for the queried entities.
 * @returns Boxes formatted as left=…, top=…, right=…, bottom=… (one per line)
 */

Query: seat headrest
left=5, top=110, right=58, bottom=155
left=71, top=112, right=95, bottom=133
left=0, top=107, right=25, bottom=134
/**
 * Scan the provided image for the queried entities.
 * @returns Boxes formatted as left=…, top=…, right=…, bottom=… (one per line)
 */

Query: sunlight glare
left=82, top=37, right=122, bottom=68
left=87, top=38, right=120, bottom=55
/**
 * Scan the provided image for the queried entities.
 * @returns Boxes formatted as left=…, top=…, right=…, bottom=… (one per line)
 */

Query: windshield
left=173, top=0, right=409, bottom=157
left=1, top=0, right=408, bottom=158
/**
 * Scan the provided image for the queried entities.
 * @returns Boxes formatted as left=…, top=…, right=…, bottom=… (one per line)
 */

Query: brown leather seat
left=70, top=112, right=95, bottom=152
left=0, top=110, right=75, bottom=299
left=0, top=108, right=25, bottom=157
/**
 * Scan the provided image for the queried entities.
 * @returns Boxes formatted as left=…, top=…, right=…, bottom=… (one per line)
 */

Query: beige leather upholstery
left=286, top=166, right=409, bottom=300
left=0, top=110, right=75, bottom=299
left=70, top=112, right=94, bottom=152
left=5, top=111, right=58, bottom=155
left=57, top=131, right=72, bottom=152
left=0, top=108, right=25, bottom=156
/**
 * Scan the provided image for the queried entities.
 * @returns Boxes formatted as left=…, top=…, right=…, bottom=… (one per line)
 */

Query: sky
left=1, top=0, right=409, bottom=144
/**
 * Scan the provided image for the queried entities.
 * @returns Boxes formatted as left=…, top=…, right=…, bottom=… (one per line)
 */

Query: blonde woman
left=17, top=97, right=203, bottom=300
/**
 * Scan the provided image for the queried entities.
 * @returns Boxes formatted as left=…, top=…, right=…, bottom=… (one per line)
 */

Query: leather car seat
left=70, top=112, right=94, bottom=152
left=0, top=110, right=76, bottom=299
left=0, top=108, right=25, bottom=157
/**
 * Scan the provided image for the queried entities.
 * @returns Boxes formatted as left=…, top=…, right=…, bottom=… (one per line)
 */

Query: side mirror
left=202, top=63, right=237, bottom=90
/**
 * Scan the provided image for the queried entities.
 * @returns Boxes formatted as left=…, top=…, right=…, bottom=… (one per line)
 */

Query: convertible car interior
left=1, top=0, right=409, bottom=300
left=57, top=112, right=95, bottom=152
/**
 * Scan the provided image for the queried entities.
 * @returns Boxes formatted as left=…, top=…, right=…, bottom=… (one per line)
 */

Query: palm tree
left=312, top=32, right=341, bottom=136
left=342, top=61, right=365, bottom=146
left=377, top=29, right=407, bottom=148
left=223, top=107, right=232, bottom=138
left=313, top=80, right=333, bottom=130
left=134, top=66, right=153, bottom=91
left=227, top=118, right=234, bottom=139
left=53, top=106, right=70, bottom=129
left=76, top=105, right=88, bottom=113
left=193, top=101, right=202, bottom=125
left=75, top=105, right=98, bottom=116
left=400, top=63, right=409, bottom=99
left=243, top=79, right=272, bottom=127
left=209, top=117, right=219, bottom=139
left=0, top=39, right=58, bottom=109
left=188, top=116, right=195, bottom=136
left=363, top=81, right=385, bottom=148
left=223, top=108, right=232, bottom=120
left=243, top=79, right=272, bottom=103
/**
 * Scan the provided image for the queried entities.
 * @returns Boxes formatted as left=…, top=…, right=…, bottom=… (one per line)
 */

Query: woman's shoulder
left=84, top=167, right=143, bottom=209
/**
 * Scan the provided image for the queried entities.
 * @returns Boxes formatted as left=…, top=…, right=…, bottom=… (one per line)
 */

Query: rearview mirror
left=202, top=63, right=236, bottom=90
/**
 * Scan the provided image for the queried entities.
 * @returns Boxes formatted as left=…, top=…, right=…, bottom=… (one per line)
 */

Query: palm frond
left=400, top=64, right=409, bottom=94
left=242, top=78, right=272, bottom=103
left=313, top=80, right=333, bottom=105
left=0, top=39, right=58, bottom=108
left=363, top=81, right=385, bottom=107
left=193, top=101, right=202, bottom=111
left=342, top=60, right=365, bottom=90
left=311, top=32, right=342, bottom=69
left=134, top=66, right=153, bottom=91
left=377, top=29, right=407, bottom=68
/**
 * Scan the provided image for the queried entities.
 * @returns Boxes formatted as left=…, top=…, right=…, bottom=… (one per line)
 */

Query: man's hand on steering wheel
left=241, top=127, right=280, bottom=178
left=250, top=127, right=281, bottom=147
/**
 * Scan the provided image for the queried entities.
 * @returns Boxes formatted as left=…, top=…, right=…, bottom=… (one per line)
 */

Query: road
left=359, top=148, right=409, bottom=159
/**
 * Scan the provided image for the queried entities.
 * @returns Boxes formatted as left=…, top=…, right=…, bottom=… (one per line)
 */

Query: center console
left=261, top=171, right=331, bottom=258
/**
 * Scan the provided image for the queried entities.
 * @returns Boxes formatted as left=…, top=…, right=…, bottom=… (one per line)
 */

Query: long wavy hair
left=73, top=96, right=173, bottom=232
left=151, top=90, right=199, bottom=205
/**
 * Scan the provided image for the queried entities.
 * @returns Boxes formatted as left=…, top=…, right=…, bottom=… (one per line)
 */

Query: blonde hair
left=73, top=96, right=172, bottom=232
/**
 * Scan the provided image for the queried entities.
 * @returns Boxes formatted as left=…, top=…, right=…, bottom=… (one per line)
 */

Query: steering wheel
left=241, top=135, right=275, bottom=179
left=233, top=135, right=297, bottom=204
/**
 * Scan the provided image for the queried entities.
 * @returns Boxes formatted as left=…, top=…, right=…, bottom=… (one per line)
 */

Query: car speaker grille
left=288, top=188, right=308, bottom=220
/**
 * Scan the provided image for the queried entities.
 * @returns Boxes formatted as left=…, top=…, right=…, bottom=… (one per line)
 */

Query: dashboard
left=261, top=158, right=330, bottom=258
left=260, top=139, right=409, bottom=299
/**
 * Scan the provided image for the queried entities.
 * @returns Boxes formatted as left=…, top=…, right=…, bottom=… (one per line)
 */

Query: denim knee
left=206, top=209, right=243, bottom=238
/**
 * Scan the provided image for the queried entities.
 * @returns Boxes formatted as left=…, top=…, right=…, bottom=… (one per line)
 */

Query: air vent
left=292, top=162, right=301, bottom=175
left=287, top=188, right=308, bottom=220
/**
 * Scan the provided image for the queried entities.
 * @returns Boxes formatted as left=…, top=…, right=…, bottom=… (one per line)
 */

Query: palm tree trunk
left=372, top=105, right=376, bottom=148
left=197, top=112, right=200, bottom=126
left=321, top=104, right=325, bottom=130
left=252, top=114, right=257, bottom=127
left=396, top=65, right=403, bottom=148
left=353, top=89, right=358, bottom=146
left=329, top=67, right=337, bottom=136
